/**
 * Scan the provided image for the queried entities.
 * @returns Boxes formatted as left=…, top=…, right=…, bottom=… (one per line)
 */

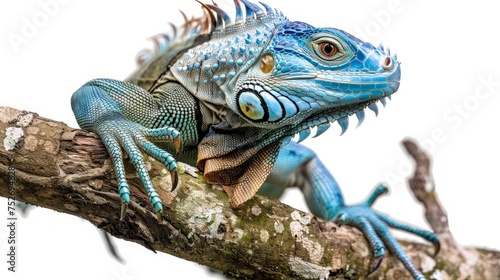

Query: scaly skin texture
left=71, top=1, right=439, bottom=279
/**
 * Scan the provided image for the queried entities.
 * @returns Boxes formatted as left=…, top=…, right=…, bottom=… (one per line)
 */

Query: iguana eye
left=318, top=42, right=340, bottom=58
left=311, top=37, right=346, bottom=62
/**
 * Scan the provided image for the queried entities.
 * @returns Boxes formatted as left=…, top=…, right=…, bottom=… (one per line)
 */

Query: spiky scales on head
left=129, top=0, right=288, bottom=89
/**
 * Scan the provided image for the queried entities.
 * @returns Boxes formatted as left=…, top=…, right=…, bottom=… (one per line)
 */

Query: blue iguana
left=71, top=1, right=439, bottom=278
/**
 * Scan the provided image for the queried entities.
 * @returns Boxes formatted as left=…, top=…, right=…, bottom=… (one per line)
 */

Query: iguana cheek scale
left=71, top=1, right=439, bottom=279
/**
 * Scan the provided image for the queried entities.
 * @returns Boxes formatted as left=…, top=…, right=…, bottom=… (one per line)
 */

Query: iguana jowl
left=71, top=1, right=439, bottom=278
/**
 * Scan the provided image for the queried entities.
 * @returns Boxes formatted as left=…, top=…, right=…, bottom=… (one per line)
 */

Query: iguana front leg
left=262, top=141, right=440, bottom=279
left=71, top=78, right=198, bottom=221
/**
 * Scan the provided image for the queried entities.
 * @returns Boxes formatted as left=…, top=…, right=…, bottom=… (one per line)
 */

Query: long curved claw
left=433, top=241, right=441, bottom=257
left=156, top=211, right=163, bottom=223
left=170, top=168, right=179, bottom=191
left=370, top=255, right=384, bottom=274
left=120, top=202, right=128, bottom=221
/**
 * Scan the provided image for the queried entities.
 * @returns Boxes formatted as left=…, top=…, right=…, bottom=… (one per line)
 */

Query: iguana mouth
left=293, top=98, right=388, bottom=143
left=290, top=59, right=400, bottom=142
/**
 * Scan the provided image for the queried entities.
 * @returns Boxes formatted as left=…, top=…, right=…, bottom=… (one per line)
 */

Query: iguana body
left=71, top=1, right=439, bottom=278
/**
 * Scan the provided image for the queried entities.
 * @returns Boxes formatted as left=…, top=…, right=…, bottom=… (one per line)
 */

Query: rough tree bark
left=0, top=106, right=499, bottom=279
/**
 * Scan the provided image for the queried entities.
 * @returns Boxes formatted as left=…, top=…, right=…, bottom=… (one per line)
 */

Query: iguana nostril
left=381, top=56, right=392, bottom=70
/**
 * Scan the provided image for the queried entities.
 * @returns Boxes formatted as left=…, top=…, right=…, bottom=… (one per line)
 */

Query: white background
left=1, top=1, right=499, bottom=279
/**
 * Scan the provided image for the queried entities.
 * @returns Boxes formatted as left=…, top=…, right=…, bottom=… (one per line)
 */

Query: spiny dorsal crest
left=136, top=0, right=287, bottom=66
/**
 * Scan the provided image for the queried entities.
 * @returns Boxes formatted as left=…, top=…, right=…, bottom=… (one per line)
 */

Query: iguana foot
left=333, top=184, right=440, bottom=279
left=97, top=118, right=181, bottom=222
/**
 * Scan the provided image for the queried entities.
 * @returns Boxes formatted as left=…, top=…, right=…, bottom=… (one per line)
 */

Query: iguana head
left=231, top=20, right=400, bottom=138
left=135, top=1, right=399, bottom=139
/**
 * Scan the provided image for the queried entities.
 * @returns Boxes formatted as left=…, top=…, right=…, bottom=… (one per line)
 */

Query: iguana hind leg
left=263, top=141, right=440, bottom=279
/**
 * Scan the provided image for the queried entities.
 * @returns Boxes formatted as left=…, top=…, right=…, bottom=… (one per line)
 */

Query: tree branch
left=1, top=106, right=499, bottom=279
